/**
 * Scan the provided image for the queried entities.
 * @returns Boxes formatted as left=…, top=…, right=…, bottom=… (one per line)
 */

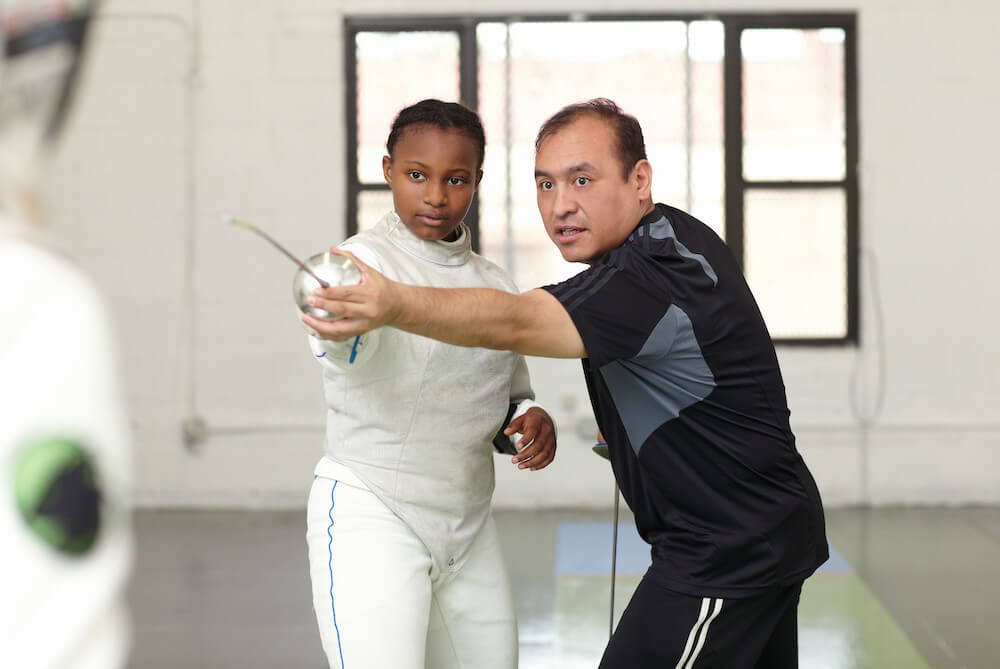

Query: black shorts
left=598, top=576, right=803, bottom=669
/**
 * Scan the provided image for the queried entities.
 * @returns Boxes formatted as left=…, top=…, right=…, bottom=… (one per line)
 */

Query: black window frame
left=344, top=12, right=859, bottom=346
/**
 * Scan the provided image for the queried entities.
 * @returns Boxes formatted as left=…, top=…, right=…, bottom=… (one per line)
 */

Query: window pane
left=355, top=32, right=460, bottom=184
left=357, top=189, right=394, bottom=233
left=688, top=21, right=725, bottom=240
left=742, top=28, right=845, bottom=181
left=744, top=188, right=846, bottom=338
left=477, top=21, right=724, bottom=289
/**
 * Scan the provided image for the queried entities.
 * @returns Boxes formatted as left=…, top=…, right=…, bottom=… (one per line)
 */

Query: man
left=303, top=98, right=828, bottom=668
left=0, top=2, right=133, bottom=668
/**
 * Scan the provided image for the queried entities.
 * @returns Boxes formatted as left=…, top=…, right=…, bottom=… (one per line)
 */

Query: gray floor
left=126, top=506, right=1000, bottom=668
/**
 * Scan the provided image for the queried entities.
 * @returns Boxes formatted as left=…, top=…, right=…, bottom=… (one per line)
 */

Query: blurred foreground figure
left=0, top=2, right=133, bottom=667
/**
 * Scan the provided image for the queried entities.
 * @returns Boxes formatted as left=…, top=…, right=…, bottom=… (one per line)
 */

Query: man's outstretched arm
left=301, top=248, right=586, bottom=359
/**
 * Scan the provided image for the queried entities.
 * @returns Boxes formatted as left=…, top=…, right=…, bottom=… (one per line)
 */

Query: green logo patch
left=13, top=437, right=102, bottom=556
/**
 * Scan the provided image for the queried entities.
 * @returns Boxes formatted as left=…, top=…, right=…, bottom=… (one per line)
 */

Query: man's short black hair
left=386, top=99, right=486, bottom=168
left=535, top=98, right=647, bottom=180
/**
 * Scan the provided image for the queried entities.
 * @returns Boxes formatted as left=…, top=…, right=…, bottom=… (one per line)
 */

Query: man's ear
left=475, top=168, right=484, bottom=188
left=633, top=159, right=653, bottom=200
left=382, top=155, right=392, bottom=185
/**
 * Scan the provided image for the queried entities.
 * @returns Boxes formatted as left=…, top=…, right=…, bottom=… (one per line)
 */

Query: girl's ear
left=475, top=168, right=484, bottom=188
left=382, top=155, right=392, bottom=185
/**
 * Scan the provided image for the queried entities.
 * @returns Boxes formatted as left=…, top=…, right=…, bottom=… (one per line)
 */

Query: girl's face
left=382, top=125, right=482, bottom=242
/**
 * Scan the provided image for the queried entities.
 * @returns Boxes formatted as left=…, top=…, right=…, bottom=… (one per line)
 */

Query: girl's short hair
left=386, top=99, right=486, bottom=168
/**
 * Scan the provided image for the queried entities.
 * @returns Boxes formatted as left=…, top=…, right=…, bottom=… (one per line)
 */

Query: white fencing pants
left=306, top=474, right=517, bottom=669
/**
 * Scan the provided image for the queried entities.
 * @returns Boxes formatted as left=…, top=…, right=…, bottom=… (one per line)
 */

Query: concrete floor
left=126, top=506, right=999, bottom=668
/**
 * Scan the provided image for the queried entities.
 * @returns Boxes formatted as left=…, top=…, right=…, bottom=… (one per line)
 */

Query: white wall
left=42, top=0, right=1000, bottom=509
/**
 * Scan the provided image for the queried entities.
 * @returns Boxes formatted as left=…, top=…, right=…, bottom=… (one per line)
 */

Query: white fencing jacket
left=0, top=220, right=132, bottom=669
left=309, top=212, right=539, bottom=572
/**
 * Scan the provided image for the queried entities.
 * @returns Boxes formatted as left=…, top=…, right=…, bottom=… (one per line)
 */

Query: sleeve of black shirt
left=542, top=263, right=673, bottom=368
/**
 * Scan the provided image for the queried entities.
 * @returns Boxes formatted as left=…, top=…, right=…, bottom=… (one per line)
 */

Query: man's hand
left=506, top=407, right=557, bottom=471
left=301, top=248, right=399, bottom=341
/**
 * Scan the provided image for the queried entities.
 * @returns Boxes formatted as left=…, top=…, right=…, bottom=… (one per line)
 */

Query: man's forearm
left=302, top=253, right=586, bottom=358
left=392, top=283, right=529, bottom=352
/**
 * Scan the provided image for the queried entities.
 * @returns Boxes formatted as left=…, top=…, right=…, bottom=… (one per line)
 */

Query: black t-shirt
left=543, top=203, right=828, bottom=598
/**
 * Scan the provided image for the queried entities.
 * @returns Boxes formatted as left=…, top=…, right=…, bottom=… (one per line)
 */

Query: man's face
left=534, top=115, right=649, bottom=264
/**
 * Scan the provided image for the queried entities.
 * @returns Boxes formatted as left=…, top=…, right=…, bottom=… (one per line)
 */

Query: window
left=344, top=13, right=857, bottom=344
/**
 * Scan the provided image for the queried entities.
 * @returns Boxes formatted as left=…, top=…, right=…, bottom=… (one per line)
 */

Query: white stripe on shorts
left=675, top=597, right=724, bottom=669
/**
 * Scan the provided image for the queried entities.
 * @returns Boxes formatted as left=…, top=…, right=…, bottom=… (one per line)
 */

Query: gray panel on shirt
left=599, top=305, right=716, bottom=455
left=634, top=215, right=719, bottom=287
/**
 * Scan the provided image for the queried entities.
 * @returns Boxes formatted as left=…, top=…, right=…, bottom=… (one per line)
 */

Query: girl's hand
left=505, top=407, right=557, bottom=471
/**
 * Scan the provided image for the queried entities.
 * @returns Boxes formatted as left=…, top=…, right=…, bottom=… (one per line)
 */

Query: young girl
left=302, top=99, right=556, bottom=669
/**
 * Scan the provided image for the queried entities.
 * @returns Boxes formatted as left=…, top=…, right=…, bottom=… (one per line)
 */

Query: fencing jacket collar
left=384, top=211, right=472, bottom=267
